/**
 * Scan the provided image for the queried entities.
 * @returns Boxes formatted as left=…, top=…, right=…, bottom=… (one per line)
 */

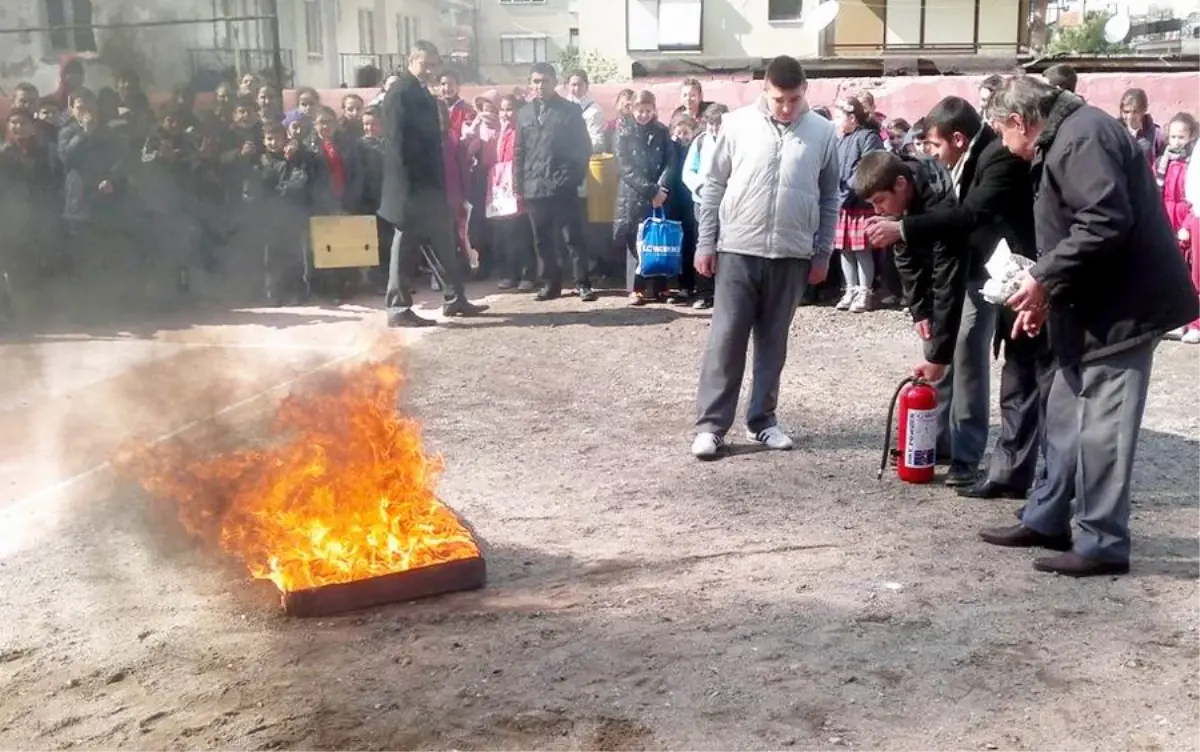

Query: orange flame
left=112, top=361, right=480, bottom=593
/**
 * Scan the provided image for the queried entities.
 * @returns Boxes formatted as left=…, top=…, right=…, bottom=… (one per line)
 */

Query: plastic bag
left=981, top=239, right=1035, bottom=305
left=636, top=209, right=683, bottom=278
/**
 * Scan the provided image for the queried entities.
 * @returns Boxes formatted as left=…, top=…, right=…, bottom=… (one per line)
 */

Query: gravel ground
left=0, top=282, right=1197, bottom=751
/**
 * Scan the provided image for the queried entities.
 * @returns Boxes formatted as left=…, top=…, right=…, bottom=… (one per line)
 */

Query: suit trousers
left=1017, top=340, right=1155, bottom=564
left=384, top=189, right=466, bottom=310
left=526, top=194, right=589, bottom=290
left=696, top=253, right=810, bottom=435
left=934, top=286, right=996, bottom=466
left=986, top=329, right=1056, bottom=490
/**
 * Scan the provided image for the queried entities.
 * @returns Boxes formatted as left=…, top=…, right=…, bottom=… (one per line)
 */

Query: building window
left=45, top=0, right=97, bottom=53
left=767, top=0, right=803, bottom=21
left=304, top=0, right=323, bottom=56
left=500, top=33, right=549, bottom=63
left=627, top=0, right=702, bottom=52
left=358, top=8, right=375, bottom=53
left=397, top=14, right=414, bottom=54
left=568, top=26, right=579, bottom=48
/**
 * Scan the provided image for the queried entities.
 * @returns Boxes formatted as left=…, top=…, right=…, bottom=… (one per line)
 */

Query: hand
left=283, top=141, right=299, bottom=161
left=97, top=180, right=114, bottom=195
left=913, top=361, right=947, bottom=382
left=1006, top=270, right=1048, bottom=312
left=695, top=254, right=717, bottom=278
left=1011, top=307, right=1046, bottom=339
left=240, top=141, right=256, bottom=156
left=913, top=319, right=932, bottom=341
left=807, top=261, right=828, bottom=286
left=865, top=217, right=903, bottom=248
left=78, top=113, right=96, bottom=132
left=651, top=188, right=668, bottom=209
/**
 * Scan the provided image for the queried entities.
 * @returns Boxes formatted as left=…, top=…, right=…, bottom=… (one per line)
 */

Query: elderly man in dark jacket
left=380, top=41, right=486, bottom=327
left=514, top=62, right=595, bottom=303
left=867, top=96, right=1052, bottom=496
left=980, top=77, right=1199, bottom=577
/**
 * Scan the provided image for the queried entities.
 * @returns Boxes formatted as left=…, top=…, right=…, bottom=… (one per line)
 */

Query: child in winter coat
left=308, top=106, right=366, bottom=298
left=257, top=121, right=311, bottom=304
left=613, top=90, right=678, bottom=305
left=474, top=94, right=535, bottom=291
left=834, top=96, right=886, bottom=313
left=140, top=105, right=203, bottom=298
left=1159, top=112, right=1199, bottom=343
left=359, top=105, right=390, bottom=293
left=680, top=103, right=728, bottom=309
left=1120, top=88, right=1165, bottom=168
left=666, top=112, right=699, bottom=305
left=58, top=88, right=128, bottom=275
left=0, top=108, right=61, bottom=324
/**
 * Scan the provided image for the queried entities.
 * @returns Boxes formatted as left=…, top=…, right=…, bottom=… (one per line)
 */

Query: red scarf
left=321, top=140, right=346, bottom=199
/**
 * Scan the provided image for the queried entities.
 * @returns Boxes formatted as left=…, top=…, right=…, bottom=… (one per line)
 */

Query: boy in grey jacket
left=692, top=56, right=840, bottom=458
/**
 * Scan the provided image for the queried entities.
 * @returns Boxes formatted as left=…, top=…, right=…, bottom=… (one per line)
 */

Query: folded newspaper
left=981, top=239, right=1035, bottom=305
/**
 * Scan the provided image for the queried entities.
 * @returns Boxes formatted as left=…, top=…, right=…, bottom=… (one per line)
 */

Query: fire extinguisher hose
left=878, top=376, right=921, bottom=480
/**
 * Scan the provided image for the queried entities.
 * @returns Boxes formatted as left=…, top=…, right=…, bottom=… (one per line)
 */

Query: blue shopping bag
left=636, top=209, right=684, bottom=278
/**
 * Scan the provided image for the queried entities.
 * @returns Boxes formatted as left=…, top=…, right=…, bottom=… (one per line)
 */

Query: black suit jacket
left=512, top=95, right=591, bottom=201
left=377, top=72, right=444, bottom=225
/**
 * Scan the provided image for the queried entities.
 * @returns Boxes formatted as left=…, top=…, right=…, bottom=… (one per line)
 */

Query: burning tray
left=282, top=554, right=486, bottom=618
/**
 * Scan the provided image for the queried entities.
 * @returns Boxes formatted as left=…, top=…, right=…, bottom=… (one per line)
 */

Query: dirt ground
left=0, top=279, right=1197, bottom=751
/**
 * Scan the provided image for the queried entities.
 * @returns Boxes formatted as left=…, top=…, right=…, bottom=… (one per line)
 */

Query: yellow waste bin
left=586, top=153, right=618, bottom=224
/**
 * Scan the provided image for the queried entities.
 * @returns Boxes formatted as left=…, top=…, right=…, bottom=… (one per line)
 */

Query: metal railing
left=189, top=48, right=295, bottom=87
left=339, top=53, right=404, bottom=85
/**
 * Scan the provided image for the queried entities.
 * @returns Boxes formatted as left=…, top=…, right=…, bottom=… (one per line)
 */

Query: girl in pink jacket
left=1159, top=112, right=1199, bottom=342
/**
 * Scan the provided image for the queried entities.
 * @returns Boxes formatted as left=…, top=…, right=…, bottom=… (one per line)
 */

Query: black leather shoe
left=535, top=286, right=561, bottom=301
left=979, top=524, right=1072, bottom=551
left=958, top=479, right=1028, bottom=500
left=577, top=285, right=598, bottom=302
left=387, top=309, right=436, bottom=328
left=1033, top=551, right=1129, bottom=577
left=443, top=300, right=489, bottom=317
left=944, top=461, right=979, bottom=487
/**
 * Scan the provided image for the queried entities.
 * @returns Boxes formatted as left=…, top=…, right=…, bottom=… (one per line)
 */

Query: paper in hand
left=981, top=239, right=1035, bottom=305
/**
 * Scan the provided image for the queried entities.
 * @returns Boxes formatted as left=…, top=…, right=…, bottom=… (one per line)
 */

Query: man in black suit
left=866, top=96, right=1052, bottom=495
left=379, top=40, right=486, bottom=328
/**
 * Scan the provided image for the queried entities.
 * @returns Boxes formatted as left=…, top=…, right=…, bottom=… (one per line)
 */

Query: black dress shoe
left=958, top=479, right=1028, bottom=500
left=944, top=461, right=979, bottom=487
left=443, top=300, right=489, bottom=317
left=535, top=286, right=561, bottom=301
left=1033, top=551, right=1129, bottom=577
left=577, top=285, right=598, bottom=302
left=387, top=309, right=437, bottom=328
left=979, top=524, right=1072, bottom=551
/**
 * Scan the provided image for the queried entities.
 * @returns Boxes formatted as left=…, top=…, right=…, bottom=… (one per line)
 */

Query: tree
left=1047, top=11, right=1130, bottom=55
left=556, top=46, right=620, bottom=84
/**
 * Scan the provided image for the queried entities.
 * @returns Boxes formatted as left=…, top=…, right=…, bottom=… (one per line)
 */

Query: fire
left=112, top=360, right=480, bottom=593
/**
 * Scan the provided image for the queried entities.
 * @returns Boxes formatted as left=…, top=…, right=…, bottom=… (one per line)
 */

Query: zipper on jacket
left=766, top=123, right=784, bottom=256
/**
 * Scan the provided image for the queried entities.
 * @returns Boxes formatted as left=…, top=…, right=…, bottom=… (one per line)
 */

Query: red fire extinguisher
left=878, top=377, right=938, bottom=483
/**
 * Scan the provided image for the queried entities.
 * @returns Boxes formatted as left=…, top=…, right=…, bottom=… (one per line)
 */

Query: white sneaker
left=835, top=289, right=855, bottom=310
left=849, top=287, right=872, bottom=313
left=746, top=426, right=794, bottom=450
left=1165, top=326, right=1185, bottom=340
left=692, top=432, right=726, bottom=459
left=1182, top=329, right=1200, bottom=345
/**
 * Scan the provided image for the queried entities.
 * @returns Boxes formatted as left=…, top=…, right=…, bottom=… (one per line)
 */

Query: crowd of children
left=0, top=59, right=1196, bottom=343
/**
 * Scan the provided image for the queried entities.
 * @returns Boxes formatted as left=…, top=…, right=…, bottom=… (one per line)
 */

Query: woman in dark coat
left=613, top=90, right=678, bottom=305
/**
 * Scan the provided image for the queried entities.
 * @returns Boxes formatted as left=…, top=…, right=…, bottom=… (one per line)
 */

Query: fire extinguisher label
left=905, top=408, right=937, bottom=468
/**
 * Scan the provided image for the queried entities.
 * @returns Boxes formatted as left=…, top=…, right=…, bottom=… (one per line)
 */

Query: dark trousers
left=385, top=189, right=467, bottom=310
left=264, top=223, right=307, bottom=302
left=696, top=253, right=810, bottom=435
left=492, top=214, right=536, bottom=283
left=527, top=194, right=589, bottom=290
left=987, top=330, right=1056, bottom=490
left=371, top=215, right=393, bottom=289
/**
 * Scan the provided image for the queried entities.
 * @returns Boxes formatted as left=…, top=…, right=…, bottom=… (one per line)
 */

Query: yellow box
left=309, top=215, right=379, bottom=269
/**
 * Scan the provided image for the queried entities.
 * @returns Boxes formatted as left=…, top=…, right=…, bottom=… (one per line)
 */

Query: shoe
left=944, top=461, right=979, bottom=487
left=746, top=426, right=794, bottom=451
left=692, top=298, right=712, bottom=310
left=443, top=300, right=489, bottom=317
left=1164, top=326, right=1185, bottom=340
left=849, top=287, right=872, bottom=313
left=666, top=291, right=690, bottom=305
left=497, top=278, right=517, bottom=290
left=978, top=524, right=1072, bottom=551
left=957, top=479, right=1028, bottom=500
left=691, top=432, right=726, bottom=459
left=1033, top=551, right=1129, bottom=577
left=517, top=280, right=536, bottom=293
left=1183, top=329, right=1200, bottom=345
left=387, top=308, right=437, bottom=328
left=577, top=285, right=598, bottom=302
left=835, top=289, right=855, bottom=311
left=628, top=292, right=647, bottom=306
left=535, top=286, right=561, bottom=301
left=879, top=294, right=901, bottom=308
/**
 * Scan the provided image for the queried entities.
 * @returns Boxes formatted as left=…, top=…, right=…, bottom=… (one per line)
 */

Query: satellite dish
left=803, top=1, right=840, bottom=33
left=1103, top=13, right=1131, bottom=44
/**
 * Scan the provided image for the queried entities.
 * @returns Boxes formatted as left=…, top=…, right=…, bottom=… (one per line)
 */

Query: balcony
left=189, top=48, right=295, bottom=88
left=339, top=53, right=405, bottom=85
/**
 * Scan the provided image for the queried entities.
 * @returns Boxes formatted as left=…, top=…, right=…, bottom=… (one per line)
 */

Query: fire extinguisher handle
left=879, top=376, right=921, bottom=480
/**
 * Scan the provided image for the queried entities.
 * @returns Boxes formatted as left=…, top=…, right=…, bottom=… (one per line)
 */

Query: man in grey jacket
left=691, top=56, right=840, bottom=459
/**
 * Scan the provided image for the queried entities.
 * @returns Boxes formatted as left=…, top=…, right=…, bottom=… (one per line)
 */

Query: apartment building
left=577, top=0, right=1032, bottom=77
left=474, top=0, right=578, bottom=83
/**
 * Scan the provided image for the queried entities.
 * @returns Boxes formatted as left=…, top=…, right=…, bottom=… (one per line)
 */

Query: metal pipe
left=0, top=16, right=277, bottom=35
